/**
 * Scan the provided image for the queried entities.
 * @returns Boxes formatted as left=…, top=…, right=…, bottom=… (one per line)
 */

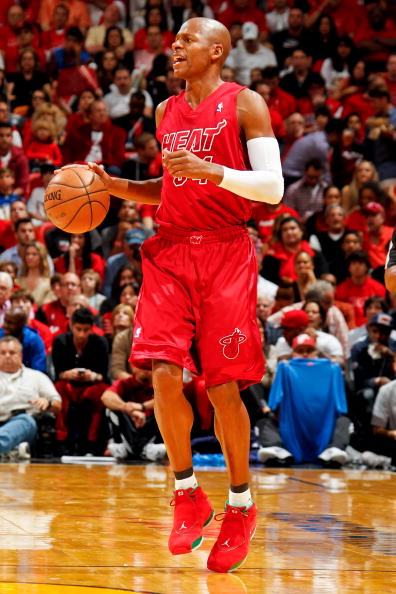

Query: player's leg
left=152, top=359, right=214, bottom=555
left=206, top=381, right=257, bottom=573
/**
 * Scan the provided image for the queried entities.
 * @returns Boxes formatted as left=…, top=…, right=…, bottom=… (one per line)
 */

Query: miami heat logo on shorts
left=219, top=328, right=247, bottom=359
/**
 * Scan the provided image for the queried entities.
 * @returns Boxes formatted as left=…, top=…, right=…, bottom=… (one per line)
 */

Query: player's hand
left=86, top=162, right=112, bottom=188
left=162, top=149, right=222, bottom=183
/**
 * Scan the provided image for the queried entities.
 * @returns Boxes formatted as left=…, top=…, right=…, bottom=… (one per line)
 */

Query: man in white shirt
left=225, top=21, right=277, bottom=86
left=0, top=336, right=61, bottom=459
left=266, top=0, right=290, bottom=34
left=104, top=66, right=153, bottom=120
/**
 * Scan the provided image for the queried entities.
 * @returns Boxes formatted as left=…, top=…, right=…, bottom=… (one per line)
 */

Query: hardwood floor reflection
left=0, top=463, right=395, bottom=593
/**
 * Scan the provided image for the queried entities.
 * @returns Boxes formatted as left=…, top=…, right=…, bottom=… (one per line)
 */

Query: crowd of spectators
left=0, top=0, right=396, bottom=470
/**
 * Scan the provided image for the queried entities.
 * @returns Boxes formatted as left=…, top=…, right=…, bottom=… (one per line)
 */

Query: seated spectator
left=0, top=100, right=22, bottom=147
left=331, top=230, right=362, bottom=285
left=51, top=26, right=92, bottom=93
left=24, top=118, right=62, bottom=169
left=104, top=67, right=141, bottom=121
left=101, top=201, right=141, bottom=259
left=26, top=163, right=54, bottom=226
left=38, top=0, right=91, bottom=32
left=133, top=25, right=172, bottom=80
left=225, top=22, right=277, bottom=87
left=0, top=167, right=19, bottom=219
left=309, top=204, right=349, bottom=278
left=365, top=87, right=396, bottom=183
left=270, top=8, right=310, bottom=68
left=348, top=296, right=391, bottom=353
left=271, top=283, right=295, bottom=315
left=0, top=271, right=12, bottom=326
left=0, top=122, right=29, bottom=196
left=0, top=262, right=19, bottom=288
left=292, top=250, right=317, bottom=302
left=330, top=124, right=365, bottom=190
left=101, top=369, right=166, bottom=461
left=309, top=13, right=338, bottom=66
left=16, top=241, right=54, bottom=307
left=0, top=307, right=46, bottom=373
left=7, top=49, right=51, bottom=113
left=0, top=201, right=30, bottom=254
left=80, top=269, right=106, bottom=312
left=52, top=307, right=109, bottom=455
left=305, top=185, right=342, bottom=237
left=0, top=219, right=48, bottom=275
left=351, top=312, right=396, bottom=434
left=133, top=5, right=174, bottom=52
left=370, top=371, right=396, bottom=467
left=10, top=289, right=53, bottom=354
left=109, top=303, right=134, bottom=340
left=262, top=216, right=327, bottom=285
left=341, top=160, right=379, bottom=213
left=65, top=89, right=97, bottom=130
left=281, top=112, right=304, bottom=160
left=0, top=5, right=26, bottom=71
left=110, top=326, right=133, bottom=380
left=251, top=199, right=299, bottom=247
left=262, top=67, right=297, bottom=120
left=0, top=336, right=61, bottom=460
left=101, top=282, right=138, bottom=335
left=23, top=101, right=67, bottom=148
left=6, top=22, right=47, bottom=74
left=336, top=250, right=386, bottom=327
left=121, top=132, right=162, bottom=181
left=266, top=0, right=290, bottom=34
left=112, top=91, right=156, bottom=152
left=301, top=299, right=344, bottom=364
left=61, top=99, right=126, bottom=175
left=320, top=35, right=356, bottom=94
left=219, top=0, right=267, bottom=35
left=101, top=262, right=139, bottom=310
left=257, top=332, right=349, bottom=466
left=146, top=63, right=183, bottom=110
left=36, top=272, right=81, bottom=335
left=40, top=3, right=69, bottom=54
left=279, top=47, right=316, bottom=100
left=283, top=158, right=326, bottom=221
left=53, top=233, right=105, bottom=281
left=362, top=201, right=393, bottom=272
left=99, top=26, right=134, bottom=72
left=257, top=293, right=281, bottom=346
left=95, top=50, right=120, bottom=95
left=85, top=3, right=133, bottom=57
left=345, top=181, right=388, bottom=235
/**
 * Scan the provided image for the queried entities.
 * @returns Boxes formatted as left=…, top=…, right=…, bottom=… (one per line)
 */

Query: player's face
left=172, top=21, right=217, bottom=80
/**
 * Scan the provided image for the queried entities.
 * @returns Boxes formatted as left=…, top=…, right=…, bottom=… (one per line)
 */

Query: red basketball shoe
left=168, top=486, right=214, bottom=555
left=207, top=503, right=257, bottom=573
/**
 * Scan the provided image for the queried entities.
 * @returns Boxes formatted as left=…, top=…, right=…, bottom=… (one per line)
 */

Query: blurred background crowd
left=0, top=0, right=396, bottom=470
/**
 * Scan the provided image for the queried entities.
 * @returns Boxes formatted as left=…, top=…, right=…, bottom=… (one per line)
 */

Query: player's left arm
left=385, top=228, right=396, bottom=292
left=162, top=88, right=284, bottom=204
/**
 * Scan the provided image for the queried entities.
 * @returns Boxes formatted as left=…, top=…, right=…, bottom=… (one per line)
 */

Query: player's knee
left=207, top=382, right=241, bottom=410
left=152, top=361, right=183, bottom=399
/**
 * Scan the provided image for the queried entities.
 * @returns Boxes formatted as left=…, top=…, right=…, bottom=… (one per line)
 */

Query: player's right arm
left=385, top=228, right=396, bottom=292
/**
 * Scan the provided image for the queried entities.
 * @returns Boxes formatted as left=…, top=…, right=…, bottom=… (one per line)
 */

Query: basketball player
left=385, top=230, right=396, bottom=292
left=85, top=18, right=283, bottom=572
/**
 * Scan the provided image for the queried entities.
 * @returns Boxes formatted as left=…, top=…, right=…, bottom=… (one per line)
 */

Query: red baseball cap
left=292, top=333, right=316, bottom=349
left=363, top=202, right=384, bottom=215
left=281, top=309, right=310, bottom=329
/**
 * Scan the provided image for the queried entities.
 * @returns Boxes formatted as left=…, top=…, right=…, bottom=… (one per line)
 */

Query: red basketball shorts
left=130, top=225, right=264, bottom=389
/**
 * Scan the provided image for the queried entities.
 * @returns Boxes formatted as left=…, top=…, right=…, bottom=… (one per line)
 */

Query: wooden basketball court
left=0, top=462, right=395, bottom=593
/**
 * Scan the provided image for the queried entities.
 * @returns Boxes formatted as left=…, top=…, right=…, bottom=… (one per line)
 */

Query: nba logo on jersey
left=219, top=328, right=247, bottom=359
left=216, top=102, right=223, bottom=112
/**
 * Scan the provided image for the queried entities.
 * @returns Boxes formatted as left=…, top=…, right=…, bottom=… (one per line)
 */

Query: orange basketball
left=44, top=165, right=110, bottom=233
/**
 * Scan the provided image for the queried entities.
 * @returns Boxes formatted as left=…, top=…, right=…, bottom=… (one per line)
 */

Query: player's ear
left=211, top=43, right=223, bottom=62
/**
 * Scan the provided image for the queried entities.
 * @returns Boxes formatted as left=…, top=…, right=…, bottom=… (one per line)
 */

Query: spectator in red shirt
left=25, top=118, right=62, bottom=168
left=61, top=99, right=126, bottom=174
left=0, top=4, right=25, bottom=66
left=219, top=0, right=267, bottom=36
left=362, top=201, right=393, bottom=271
left=251, top=202, right=300, bottom=246
left=54, top=233, right=105, bottom=281
left=0, top=123, right=29, bottom=196
left=251, top=81, right=285, bottom=144
left=261, top=66, right=297, bottom=119
left=40, top=3, right=69, bottom=53
left=335, top=250, right=386, bottom=327
left=36, top=272, right=81, bottom=335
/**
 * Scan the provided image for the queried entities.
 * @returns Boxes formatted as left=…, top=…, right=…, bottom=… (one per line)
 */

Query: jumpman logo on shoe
left=179, top=521, right=188, bottom=531
left=221, top=538, right=231, bottom=547
left=219, top=328, right=247, bottom=359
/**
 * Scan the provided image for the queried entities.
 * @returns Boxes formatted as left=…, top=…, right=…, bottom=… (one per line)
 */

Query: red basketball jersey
left=156, top=82, right=252, bottom=231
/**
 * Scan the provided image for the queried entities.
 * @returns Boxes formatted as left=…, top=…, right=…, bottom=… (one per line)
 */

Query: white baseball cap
left=242, top=22, right=259, bottom=40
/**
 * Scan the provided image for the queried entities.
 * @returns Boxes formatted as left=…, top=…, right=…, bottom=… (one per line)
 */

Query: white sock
left=228, top=488, right=253, bottom=508
left=175, top=473, right=198, bottom=491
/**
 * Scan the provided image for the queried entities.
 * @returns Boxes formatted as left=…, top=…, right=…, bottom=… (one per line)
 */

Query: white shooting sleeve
left=218, top=137, right=284, bottom=204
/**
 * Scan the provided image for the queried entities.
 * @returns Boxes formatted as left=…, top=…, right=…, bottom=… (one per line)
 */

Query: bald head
left=178, top=18, right=231, bottom=66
